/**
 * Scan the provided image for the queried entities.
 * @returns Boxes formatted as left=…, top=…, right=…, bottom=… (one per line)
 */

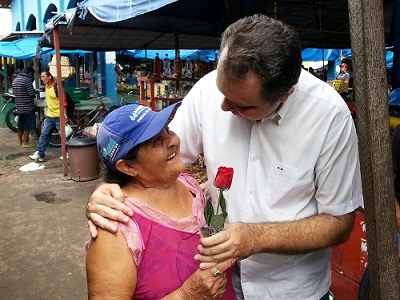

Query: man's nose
left=221, top=98, right=235, bottom=112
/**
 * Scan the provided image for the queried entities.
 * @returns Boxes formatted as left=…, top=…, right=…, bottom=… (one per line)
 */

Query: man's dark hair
left=22, top=67, right=35, bottom=76
left=220, top=14, right=302, bottom=103
left=41, top=68, right=53, bottom=79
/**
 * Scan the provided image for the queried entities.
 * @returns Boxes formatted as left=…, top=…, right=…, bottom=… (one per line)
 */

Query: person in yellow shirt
left=29, top=69, right=65, bottom=162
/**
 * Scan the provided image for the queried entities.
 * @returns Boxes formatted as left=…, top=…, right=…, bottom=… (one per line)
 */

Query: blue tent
left=301, top=48, right=342, bottom=62
left=301, top=48, right=393, bottom=68
left=339, top=48, right=393, bottom=68
left=77, top=0, right=177, bottom=23
left=0, top=37, right=53, bottom=59
left=120, top=49, right=219, bottom=62
left=0, top=37, right=92, bottom=59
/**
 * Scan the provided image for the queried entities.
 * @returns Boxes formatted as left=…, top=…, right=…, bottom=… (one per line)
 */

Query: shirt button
left=249, top=190, right=253, bottom=195
left=252, top=157, right=257, bottom=161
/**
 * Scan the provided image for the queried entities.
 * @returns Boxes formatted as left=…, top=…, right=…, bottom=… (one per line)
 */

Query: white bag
left=65, top=124, right=73, bottom=138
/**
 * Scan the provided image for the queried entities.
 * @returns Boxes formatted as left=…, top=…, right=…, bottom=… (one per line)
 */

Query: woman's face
left=132, top=127, right=185, bottom=185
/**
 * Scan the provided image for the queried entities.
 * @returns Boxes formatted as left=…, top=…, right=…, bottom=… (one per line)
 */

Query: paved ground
left=0, top=128, right=102, bottom=299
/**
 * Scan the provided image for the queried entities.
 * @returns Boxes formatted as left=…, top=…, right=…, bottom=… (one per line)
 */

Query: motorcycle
left=1, top=93, right=18, bottom=132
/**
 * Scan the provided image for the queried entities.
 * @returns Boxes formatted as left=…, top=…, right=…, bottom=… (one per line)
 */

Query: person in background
left=86, top=14, right=363, bottom=300
left=336, top=62, right=350, bottom=85
left=29, top=69, right=65, bottom=162
left=390, top=125, right=400, bottom=259
left=87, top=103, right=235, bottom=299
left=85, top=67, right=91, bottom=83
left=12, top=67, right=37, bottom=147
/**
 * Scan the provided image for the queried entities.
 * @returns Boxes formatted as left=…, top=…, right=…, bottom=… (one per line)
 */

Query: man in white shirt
left=86, top=14, right=363, bottom=300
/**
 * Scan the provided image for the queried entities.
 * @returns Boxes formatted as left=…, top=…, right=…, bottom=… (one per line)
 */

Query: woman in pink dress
left=86, top=103, right=235, bottom=299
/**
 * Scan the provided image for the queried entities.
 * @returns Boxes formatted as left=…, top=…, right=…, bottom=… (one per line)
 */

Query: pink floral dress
left=120, top=173, right=235, bottom=299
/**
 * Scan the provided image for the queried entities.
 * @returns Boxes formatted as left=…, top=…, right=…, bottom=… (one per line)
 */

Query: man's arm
left=195, top=211, right=355, bottom=264
left=26, top=80, right=37, bottom=98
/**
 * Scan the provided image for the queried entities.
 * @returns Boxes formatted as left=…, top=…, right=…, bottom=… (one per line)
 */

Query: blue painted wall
left=10, top=1, right=72, bottom=31
left=8, top=0, right=106, bottom=91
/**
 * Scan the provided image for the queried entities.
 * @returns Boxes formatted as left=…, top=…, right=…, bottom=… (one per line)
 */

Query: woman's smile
left=167, top=152, right=176, bottom=160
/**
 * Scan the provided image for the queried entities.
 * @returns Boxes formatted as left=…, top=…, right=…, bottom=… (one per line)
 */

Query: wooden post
left=53, top=28, right=68, bottom=176
left=348, top=0, right=400, bottom=298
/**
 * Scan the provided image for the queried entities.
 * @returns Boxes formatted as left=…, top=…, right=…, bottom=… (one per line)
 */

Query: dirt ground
left=0, top=127, right=207, bottom=299
left=0, top=128, right=101, bottom=299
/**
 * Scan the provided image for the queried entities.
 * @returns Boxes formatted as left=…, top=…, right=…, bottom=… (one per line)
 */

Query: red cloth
left=346, top=101, right=356, bottom=119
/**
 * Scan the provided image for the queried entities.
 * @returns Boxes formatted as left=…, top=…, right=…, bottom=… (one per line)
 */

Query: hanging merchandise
left=162, top=54, right=171, bottom=78
left=173, top=50, right=182, bottom=78
left=48, top=55, right=76, bottom=81
left=184, top=55, right=193, bottom=78
left=194, top=52, right=203, bottom=79
left=154, top=53, right=161, bottom=77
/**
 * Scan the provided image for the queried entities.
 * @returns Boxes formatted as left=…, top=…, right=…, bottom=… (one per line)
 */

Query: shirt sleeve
left=119, top=201, right=144, bottom=266
left=169, top=78, right=205, bottom=165
left=315, top=110, right=363, bottom=214
left=27, top=82, right=37, bottom=98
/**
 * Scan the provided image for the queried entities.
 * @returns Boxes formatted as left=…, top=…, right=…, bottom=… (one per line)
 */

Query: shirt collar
left=256, top=88, right=296, bottom=125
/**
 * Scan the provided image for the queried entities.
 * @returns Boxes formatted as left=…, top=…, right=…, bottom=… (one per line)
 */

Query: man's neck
left=46, top=81, right=55, bottom=87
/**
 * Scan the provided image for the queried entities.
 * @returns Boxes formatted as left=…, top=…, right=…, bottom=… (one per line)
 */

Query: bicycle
left=35, top=97, right=116, bottom=147
left=69, top=97, right=116, bottom=136
left=1, top=93, right=18, bottom=132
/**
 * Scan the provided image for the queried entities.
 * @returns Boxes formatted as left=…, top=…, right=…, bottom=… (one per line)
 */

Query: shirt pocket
left=267, top=160, right=315, bottom=210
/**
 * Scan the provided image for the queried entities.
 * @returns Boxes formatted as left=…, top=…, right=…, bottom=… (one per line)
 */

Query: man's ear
left=115, top=160, right=138, bottom=177
left=280, top=87, right=295, bottom=103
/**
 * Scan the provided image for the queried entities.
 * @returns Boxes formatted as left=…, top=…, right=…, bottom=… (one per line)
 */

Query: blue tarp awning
left=301, top=48, right=393, bottom=68
left=0, top=37, right=52, bottom=59
left=122, top=48, right=394, bottom=68
left=78, top=0, right=177, bottom=23
left=301, top=48, right=342, bottom=62
left=120, top=49, right=219, bottom=62
left=0, top=37, right=92, bottom=59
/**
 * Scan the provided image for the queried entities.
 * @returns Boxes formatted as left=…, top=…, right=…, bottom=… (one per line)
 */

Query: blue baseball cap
left=97, top=102, right=181, bottom=172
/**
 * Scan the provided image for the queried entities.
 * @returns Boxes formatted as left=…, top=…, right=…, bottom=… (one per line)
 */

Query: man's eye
left=237, top=106, right=251, bottom=110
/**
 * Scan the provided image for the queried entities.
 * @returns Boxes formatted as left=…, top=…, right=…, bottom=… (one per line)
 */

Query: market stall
left=37, top=2, right=400, bottom=297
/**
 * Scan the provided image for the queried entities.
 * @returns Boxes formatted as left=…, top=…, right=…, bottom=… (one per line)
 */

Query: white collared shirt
left=170, top=70, right=363, bottom=300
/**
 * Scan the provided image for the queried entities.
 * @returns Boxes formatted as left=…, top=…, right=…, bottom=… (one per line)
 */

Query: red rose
left=202, top=166, right=234, bottom=237
left=214, top=166, right=234, bottom=190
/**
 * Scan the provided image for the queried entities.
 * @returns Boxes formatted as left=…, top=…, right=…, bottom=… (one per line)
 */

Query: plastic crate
left=332, top=80, right=348, bottom=94
left=65, top=87, right=89, bottom=100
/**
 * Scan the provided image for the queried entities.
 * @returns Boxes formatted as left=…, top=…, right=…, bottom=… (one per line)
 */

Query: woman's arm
left=86, top=225, right=137, bottom=299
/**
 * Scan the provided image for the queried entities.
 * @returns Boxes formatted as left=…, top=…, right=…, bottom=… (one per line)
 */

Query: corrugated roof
left=0, top=0, right=11, bottom=8
left=41, top=0, right=397, bottom=51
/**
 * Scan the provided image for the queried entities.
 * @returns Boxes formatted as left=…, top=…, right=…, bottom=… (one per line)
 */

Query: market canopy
left=120, top=49, right=219, bottom=61
left=301, top=48, right=394, bottom=68
left=0, top=37, right=53, bottom=59
left=41, top=0, right=397, bottom=51
left=0, top=34, right=93, bottom=59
